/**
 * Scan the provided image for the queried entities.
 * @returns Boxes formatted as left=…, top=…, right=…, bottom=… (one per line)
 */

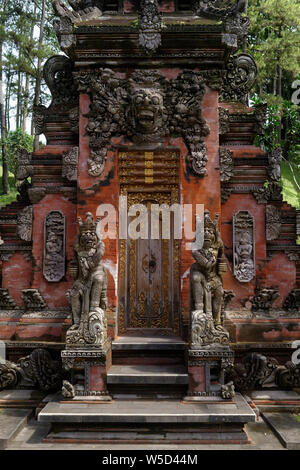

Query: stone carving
left=221, top=381, right=235, bottom=399
left=66, top=213, right=108, bottom=348
left=62, top=380, right=76, bottom=398
left=227, top=352, right=279, bottom=393
left=219, top=107, right=230, bottom=135
left=219, top=148, right=234, bottom=182
left=283, top=289, right=300, bottom=312
left=276, top=361, right=300, bottom=389
left=53, top=16, right=76, bottom=51
left=22, top=289, right=47, bottom=311
left=74, top=68, right=209, bottom=177
left=268, top=147, right=282, bottom=182
left=252, top=182, right=283, bottom=204
left=62, top=147, right=78, bottom=181
left=254, top=103, right=267, bottom=135
left=193, top=0, right=248, bottom=19
left=52, top=0, right=103, bottom=21
left=285, top=251, right=299, bottom=262
left=138, top=0, right=161, bottom=55
left=251, top=287, right=280, bottom=313
left=220, top=54, right=258, bottom=105
left=0, top=349, right=62, bottom=392
left=17, top=206, right=33, bottom=242
left=16, top=149, right=33, bottom=182
left=233, top=210, right=255, bottom=283
left=221, top=186, right=232, bottom=204
left=190, top=211, right=230, bottom=348
left=266, top=205, right=281, bottom=241
left=223, top=13, right=250, bottom=48
left=168, top=70, right=210, bottom=176
left=43, top=211, right=65, bottom=282
left=69, top=107, right=79, bottom=134
left=32, top=104, right=47, bottom=136
left=0, top=288, right=16, bottom=309
left=44, top=55, right=78, bottom=107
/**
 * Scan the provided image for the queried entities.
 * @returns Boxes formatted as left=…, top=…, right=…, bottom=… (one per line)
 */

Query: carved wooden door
left=118, top=150, right=180, bottom=334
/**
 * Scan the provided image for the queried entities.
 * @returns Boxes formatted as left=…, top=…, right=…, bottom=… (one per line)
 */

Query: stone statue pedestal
left=183, top=347, right=235, bottom=402
left=61, top=340, right=112, bottom=400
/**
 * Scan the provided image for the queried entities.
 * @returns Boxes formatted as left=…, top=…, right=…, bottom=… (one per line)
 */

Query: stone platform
left=38, top=393, right=256, bottom=444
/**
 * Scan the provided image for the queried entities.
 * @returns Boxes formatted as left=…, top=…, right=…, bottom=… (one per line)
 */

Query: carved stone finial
left=266, top=205, right=281, bottom=241
left=22, top=289, right=47, bottom=311
left=138, top=0, right=162, bottom=55
left=220, top=54, right=258, bottom=105
left=233, top=210, right=255, bottom=283
left=66, top=212, right=108, bottom=348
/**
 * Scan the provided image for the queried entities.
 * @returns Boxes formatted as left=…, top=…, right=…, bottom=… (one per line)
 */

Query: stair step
left=107, top=365, right=189, bottom=385
left=112, top=336, right=186, bottom=351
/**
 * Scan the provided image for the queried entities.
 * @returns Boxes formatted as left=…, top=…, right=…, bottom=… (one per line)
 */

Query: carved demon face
left=130, top=87, right=166, bottom=134
left=203, top=225, right=216, bottom=248
left=79, top=230, right=98, bottom=250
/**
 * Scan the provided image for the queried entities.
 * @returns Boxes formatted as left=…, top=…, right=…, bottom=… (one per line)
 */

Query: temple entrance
left=118, top=150, right=180, bottom=335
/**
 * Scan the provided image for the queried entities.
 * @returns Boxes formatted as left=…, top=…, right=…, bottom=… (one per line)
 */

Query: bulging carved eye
left=152, top=96, right=159, bottom=105
left=135, top=95, right=143, bottom=104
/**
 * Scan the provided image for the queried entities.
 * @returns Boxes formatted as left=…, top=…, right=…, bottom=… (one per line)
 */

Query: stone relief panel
left=233, top=210, right=255, bottom=283
left=266, top=205, right=281, bottom=241
left=62, top=147, right=78, bottom=181
left=138, top=0, right=161, bottom=55
left=220, top=54, right=258, bottom=105
left=268, top=147, right=282, bottom=182
left=219, top=147, right=234, bottom=182
left=43, top=211, right=66, bottom=282
left=17, top=206, right=33, bottom=242
left=73, top=68, right=210, bottom=177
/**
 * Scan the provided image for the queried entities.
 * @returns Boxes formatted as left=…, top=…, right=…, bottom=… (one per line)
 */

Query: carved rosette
left=138, top=0, right=161, bottom=55
left=233, top=210, right=255, bottom=282
left=17, top=206, right=33, bottom=242
left=43, top=211, right=65, bottom=282
left=62, top=147, right=78, bottom=181
left=268, top=147, right=282, bottom=182
left=266, top=205, right=281, bottom=241
left=220, top=54, right=258, bottom=105
left=219, top=148, right=234, bottom=182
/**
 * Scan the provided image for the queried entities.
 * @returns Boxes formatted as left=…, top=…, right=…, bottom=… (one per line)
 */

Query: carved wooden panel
left=43, top=211, right=65, bottom=282
left=118, top=150, right=180, bottom=334
left=233, top=210, right=255, bottom=283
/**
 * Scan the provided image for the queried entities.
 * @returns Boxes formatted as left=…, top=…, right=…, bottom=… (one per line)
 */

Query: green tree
left=2, top=128, right=33, bottom=180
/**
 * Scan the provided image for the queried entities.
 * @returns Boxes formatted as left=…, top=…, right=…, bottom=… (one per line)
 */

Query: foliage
left=1, top=128, right=33, bottom=179
left=281, top=160, right=300, bottom=210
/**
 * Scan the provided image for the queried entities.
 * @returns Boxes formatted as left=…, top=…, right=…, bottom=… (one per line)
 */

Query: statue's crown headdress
left=78, top=212, right=96, bottom=233
left=204, top=210, right=219, bottom=230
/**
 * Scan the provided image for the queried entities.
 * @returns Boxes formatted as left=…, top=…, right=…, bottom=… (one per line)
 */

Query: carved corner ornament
left=250, top=287, right=280, bottom=313
left=233, top=210, right=255, bottom=283
left=43, top=211, right=66, bottom=282
left=62, top=147, right=78, bottom=181
left=190, top=211, right=230, bottom=348
left=17, top=206, right=33, bottom=242
left=220, top=54, right=258, bottom=105
left=268, top=147, right=282, bottom=182
left=0, top=348, right=62, bottom=392
left=252, top=182, right=283, bottom=204
left=66, top=212, right=108, bottom=348
left=22, top=289, right=47, bottom=311
left=266, top=205, right=281, bottom=241
left=219, top=147, right=234, bottom=183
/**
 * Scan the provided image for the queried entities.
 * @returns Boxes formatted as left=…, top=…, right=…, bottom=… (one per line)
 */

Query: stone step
left=38, top=394, right=256, bottom=444
left=0, top=408, right=32, bottom=450
left=107, top=365, right=189, bottom=385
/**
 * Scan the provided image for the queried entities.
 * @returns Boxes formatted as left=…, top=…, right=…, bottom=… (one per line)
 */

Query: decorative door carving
left=118, top=150, right=180, bottom=334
